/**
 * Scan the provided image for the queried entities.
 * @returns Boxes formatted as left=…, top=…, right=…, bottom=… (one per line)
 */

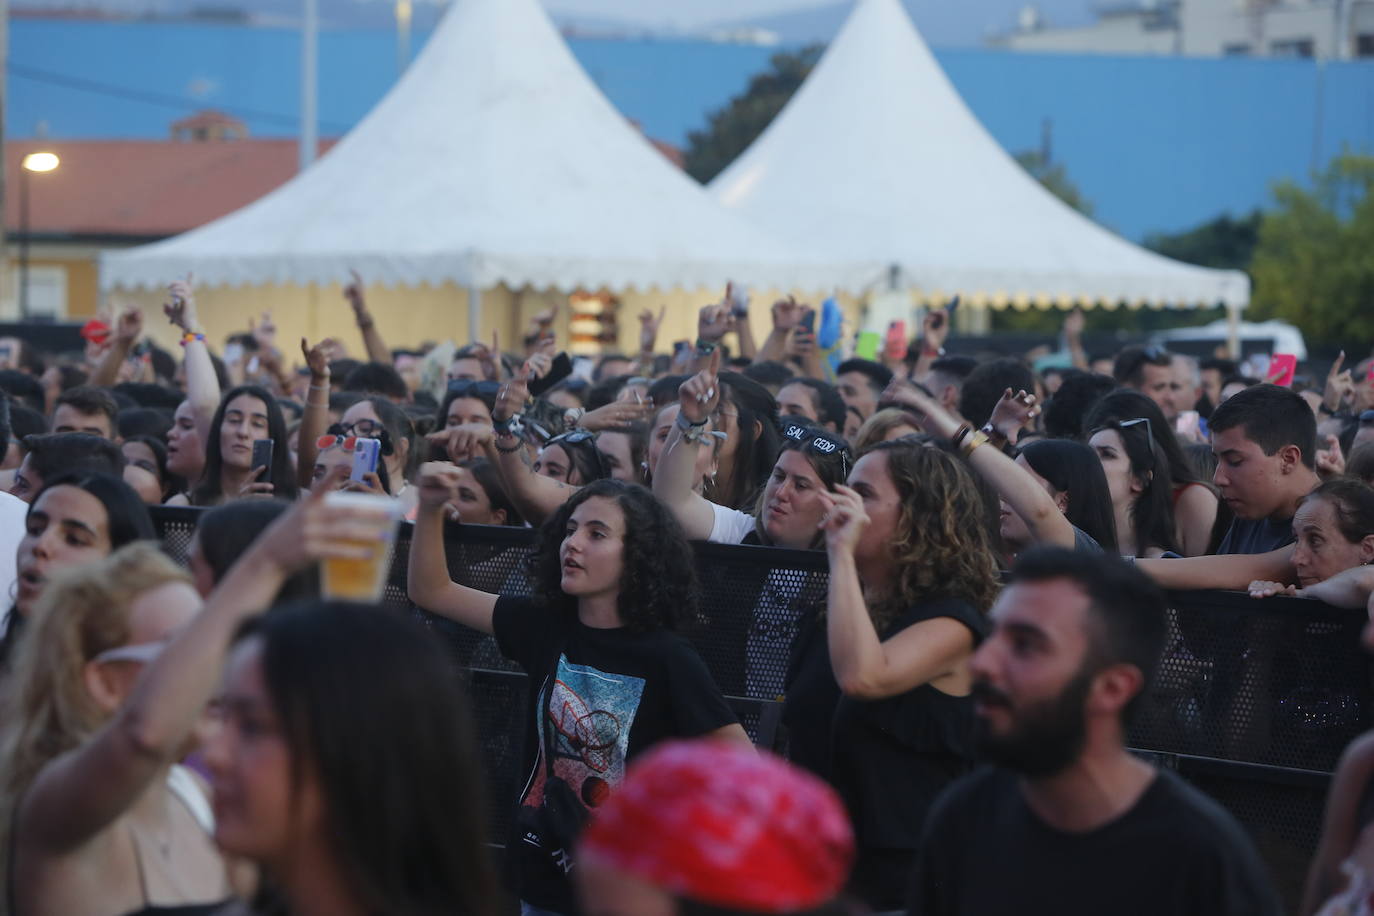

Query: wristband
left=179, top=332, right=205, bottom=347
left=980, top=422, right=1007, bottom=446
left=961, top=431, right=989, bottom=458
left=676, top=411, right=709, bottom=431
left=695, top=339, right=718, bottom=353
left=951, top=424, right=973, bottom=449
left=493, top=415, right=519, bottom=436
left=494, top=438, right=524, bottom=454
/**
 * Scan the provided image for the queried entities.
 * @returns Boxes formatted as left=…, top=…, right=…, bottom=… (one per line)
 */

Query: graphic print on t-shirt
left=525, top=654, right=646, bottom=815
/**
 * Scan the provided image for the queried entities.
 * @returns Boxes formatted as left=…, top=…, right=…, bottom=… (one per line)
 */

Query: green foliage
left=1144, top=211, right=1262, bottom=270
left=1013, top=150, right=1093, bottom=217
left=1249, top=153, right=1374, bottom=348
left=683, top=45, right=823, bottom=184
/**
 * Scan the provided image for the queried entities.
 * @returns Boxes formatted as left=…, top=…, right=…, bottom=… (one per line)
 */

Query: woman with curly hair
left=807, top=440, right=1000, bottom=912
left=407, top=468, right=746, bottom=916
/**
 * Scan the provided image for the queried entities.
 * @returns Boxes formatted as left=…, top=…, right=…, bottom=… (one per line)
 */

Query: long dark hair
left=192, top=385, right=298, bottom=505
left=1019, top=439, right=1120, bottom=552
left=1084, top=390, right=1207, bottom=487
left=751, top=429, right=852, bottom=547
left=711, top=372, right=780, bottom=510
left=1089, top=419, right=1177, bottom=555
left=458, top=458, right=524, bottom=527
left=235, top=602, right=498, bottom=916
left=194, top=501, right=318, bottom=602
left=360, top=396, right=420, bottom=483
left=529, top=479, right=698, bottom=632
left=0, top=471, right=156, bottom=670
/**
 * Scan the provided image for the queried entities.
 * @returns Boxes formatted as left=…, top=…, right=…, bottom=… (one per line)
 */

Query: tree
left=683, top=45, right=822, bottom=184
left=1013, top=150, right=1093, bottom=217
left=1144, top=211, right=1262, bottom=270
left=1249, top=153, right=1374, bottom=348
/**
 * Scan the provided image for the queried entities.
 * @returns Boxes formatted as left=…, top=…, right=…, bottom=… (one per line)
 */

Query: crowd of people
left=0, top=275, right=1371, bottom=915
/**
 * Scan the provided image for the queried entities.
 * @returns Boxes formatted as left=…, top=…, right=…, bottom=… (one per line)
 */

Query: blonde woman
left=0, top=470, right=391, bottom=916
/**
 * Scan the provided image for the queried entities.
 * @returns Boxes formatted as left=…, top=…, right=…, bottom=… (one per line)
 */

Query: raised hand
left=114, top=307, right=144, bottom=346
left=344, top=269, right=367, bottom=315
left=426, top=423, right=494, bottom=464
left=164, top=273, right=199, bottom=332
left=639, top=305, right=666, bottom=353
left=301, top=337, right=333, bottom=380
left=1325, top=351, right=1354, bottom=413
left=493, top=362, right=532, bottom=423
left=258, top=465, right=396, bottom=570
left=698, top=303, right=734, bottom=344
left=237, top=465, right=275, bottom=501
left=817, top=484, right=868, bottom=556
left=581, top=398, right=655, bottom=432
left=1063, top=308, right=1085, bottom=340
left=881, top=378, right=955, bottom=438
left=250, top=312, right=278, bottom=354
left=988, top=388, right=1039, bottom=443
left=771, top=296, right=803, bottom=331
left=416, top=461, right=465, bottom=522
left=1316, top=434, right=1346, bottom=478
left=525, top=350, right=554, bottom=381
left=922, top=306, right=951, bottom=352
left=678, top=347, right=722, bottom=425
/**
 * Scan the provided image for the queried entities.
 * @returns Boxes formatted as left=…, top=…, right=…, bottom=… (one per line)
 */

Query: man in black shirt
left=1209, top=384, right=1319, bottom=555
left=908, top=549, right=1281, bottom=916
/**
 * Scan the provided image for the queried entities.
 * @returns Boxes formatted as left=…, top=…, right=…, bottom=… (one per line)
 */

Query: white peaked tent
left=101, top=0, right=876, bottom=341
left=709, top=0, right=1249, bottom=313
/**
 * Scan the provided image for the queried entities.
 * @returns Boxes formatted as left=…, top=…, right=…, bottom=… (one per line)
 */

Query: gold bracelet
left=961, top=431, right=989, bottom=458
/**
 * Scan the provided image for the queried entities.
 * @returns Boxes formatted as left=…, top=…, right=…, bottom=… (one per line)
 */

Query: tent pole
left=1225, top=303, right=1241, bottom=361
left=467, top=281, right=481, bottom=344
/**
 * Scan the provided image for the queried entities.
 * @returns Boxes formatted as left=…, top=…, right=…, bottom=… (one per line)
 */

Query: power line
left=8, top=62, right=354, bottom=133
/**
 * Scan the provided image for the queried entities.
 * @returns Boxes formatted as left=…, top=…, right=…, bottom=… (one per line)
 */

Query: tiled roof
left=5, top=136, right=337, bottom=238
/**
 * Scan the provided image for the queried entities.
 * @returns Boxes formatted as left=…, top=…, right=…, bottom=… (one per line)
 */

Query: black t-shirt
left=492, top=596, right=738, bottom=913
left=908, top=767, right=1283, bottom=916
left=1216, top=516, right=1294, bottom=555
left=830, top=598, right=989, bottom=851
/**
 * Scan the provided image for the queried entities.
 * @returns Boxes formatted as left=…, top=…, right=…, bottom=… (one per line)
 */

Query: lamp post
left=19, top=152, right=60, bottom=321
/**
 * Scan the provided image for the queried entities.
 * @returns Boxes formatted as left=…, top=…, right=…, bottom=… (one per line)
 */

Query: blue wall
left=10, top=19, right=1374, bottom=240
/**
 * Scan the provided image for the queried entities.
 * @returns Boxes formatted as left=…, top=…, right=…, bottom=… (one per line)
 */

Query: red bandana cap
left=80, top=319, right=111, bottom=345
left=578, top=739, right=854, bottom=913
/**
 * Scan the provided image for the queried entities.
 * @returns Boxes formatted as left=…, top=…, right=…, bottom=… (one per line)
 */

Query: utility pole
left=300, top=0, right=318, bottom=171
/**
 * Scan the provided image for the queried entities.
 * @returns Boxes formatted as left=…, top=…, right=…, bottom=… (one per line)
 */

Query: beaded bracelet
left=179, top=332, right=205, bottom=347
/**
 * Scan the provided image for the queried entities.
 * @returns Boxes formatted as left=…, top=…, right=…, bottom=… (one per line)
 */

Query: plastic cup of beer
left=320, top=491, right=401, bottom=603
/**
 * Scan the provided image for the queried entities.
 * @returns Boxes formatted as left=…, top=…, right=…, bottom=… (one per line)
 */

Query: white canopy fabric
left=101, top=0, right=875, bottom=295
left=708, top=0, right=1249, bottom=310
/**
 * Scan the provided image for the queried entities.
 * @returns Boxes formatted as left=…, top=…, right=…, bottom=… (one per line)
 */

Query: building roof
left=5, top=135, right=336, bottom=239
left=100, top=0, right=873, bottom=296
left=709, top=0, right=1249, bottom=309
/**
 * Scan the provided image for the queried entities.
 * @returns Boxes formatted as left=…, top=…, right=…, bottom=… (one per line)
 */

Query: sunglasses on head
left=317, top=434, right=381, bottom=453
left=447, top=379, right=502, bottom=400
left=546, top=429, right=598, bottom=447
left=1115, top=417, right=1156, bottom=466
left=781, top=422, right=853, bottom=479
left=326, top=424, right=394, bottom=455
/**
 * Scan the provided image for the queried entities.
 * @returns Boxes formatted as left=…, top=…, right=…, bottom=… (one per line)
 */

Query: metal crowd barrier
left=150, top=507, right=1372, bottom=910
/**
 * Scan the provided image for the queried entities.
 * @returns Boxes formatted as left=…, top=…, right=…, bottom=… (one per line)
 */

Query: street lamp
left=19, top=152, right=60, bottom=320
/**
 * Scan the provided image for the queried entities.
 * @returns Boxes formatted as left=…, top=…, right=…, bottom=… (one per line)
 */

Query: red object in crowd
left=80, top=319, right=111, bottom=345
left=579, top=739, right=855, bottom=913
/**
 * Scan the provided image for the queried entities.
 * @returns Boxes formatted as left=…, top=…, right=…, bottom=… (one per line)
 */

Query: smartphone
left=224, top=342, right=245, bottom=366
left=1267, top=353, right=1298, bottom=387
left=673, top=340, right=691, bottom=357
left=884, top=321, right=907, bottom=361
left=350, top=437, right=381, bottom=482
left=251, top=439, right=274, bottom=474
left=528, top=352, right=574, bottom=397
left=1176, top=410, right=1200, bottom=440
left=728, top=282, right=750, bottom=317
left=947, top=295, right=961, bottom=313
left=0, top=344, right=13, bottom=363
left=800, top=310, right=816, bottom=333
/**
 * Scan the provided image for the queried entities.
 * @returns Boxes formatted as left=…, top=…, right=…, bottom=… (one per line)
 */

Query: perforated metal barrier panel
left=151, top=508, right=1370, bottom=910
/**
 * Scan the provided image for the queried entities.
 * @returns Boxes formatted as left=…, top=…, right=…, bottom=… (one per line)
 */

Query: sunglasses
left=95, top=640, right=167, bottom=666
left=1115, top=417, right=1156, bottom=466
left=546, top=429, right=598, bottom=447
left=447, top=379, right=502, bottom=400
left=327, top=424, right=394, bottom=454
left=781, top=422, right=853, bottom=479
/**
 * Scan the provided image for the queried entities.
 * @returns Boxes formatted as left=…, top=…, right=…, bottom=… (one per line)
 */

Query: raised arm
left=344, top=270, right=391, bottom=366
left=295, top=337, right=333, bottom=490
left=755, top=297, right=801, bottom=365
left=885, top=381, right=1075, bottom=550
left=1063, top=308, right=1088, bottom=370
left=907, top=307, right=951, bottom=383
left=482, top=363, right=578, bottom=525
left=821, top=484, right=973, bottom=700
left=87, top=306, right=141, bottom=389
left=727, top=285, right=758, bottom=361
left=651, top=351, right=721, bottom=540
left=1134, top=545, right=1296, bottom=592
left=19, top=473, right=388, bottom=853
left=407, top=462, right=499, bottom=633
left=164, top=276, right=220, bottom=447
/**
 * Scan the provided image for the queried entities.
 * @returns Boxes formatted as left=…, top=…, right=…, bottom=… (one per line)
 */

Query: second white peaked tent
left=709, top=0, right=1249, bottom=311
left=101, top=0, right=874, bottom=333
